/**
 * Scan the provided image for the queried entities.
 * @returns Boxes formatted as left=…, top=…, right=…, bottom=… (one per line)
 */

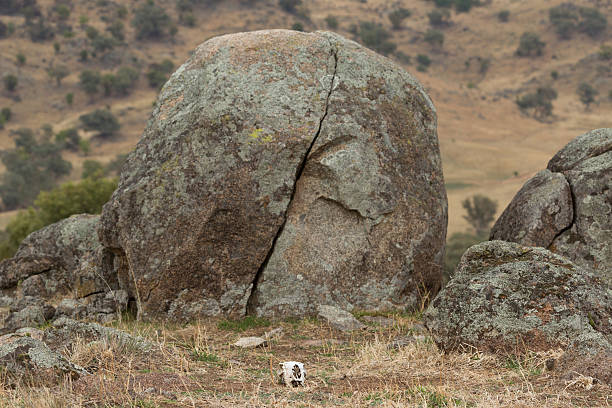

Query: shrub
left=424, top=29, right=444, bottom=48
left=1, top=107, right=11, bottom=122
left=3, top=74, right=17, bottom=91
left=428, top=9, right=451, bottom=27
left=416, top=53, right=431, bottom=67
left=79, top=109, right=120, bottom=138
left=16, top=52, right=26, bottom=66
left=389, top=8, right=411, bottom=30
left=462, top=194, right=497, bottom=236
left=0, top=128, right=72, bottom=210
left=79, top=49, right=88, bottom=61
left=46, top=64, right=69, bottom=86
left=91, top=34, right=116, bottom=53
left=53, top=41, right=60, bottom=53
left=497, top=10, right=510, bottom=22
left=79, top=70, right=101, bottom=97
left=112, top=66, right=139, bottom=95
left=291, top=22, right=304, bottom=31
left=0, top=20, right=7, bottom=38
left=599, top=44, right=612, bottom=60
left=578, top=7, right=607, bottom=38
left=576, top=82, right=597, bottom=108
left=65, top=92, right=73, bottom=105
left=54, top=4, right=70, bottom=20
left=85, top=25, right=99, bottom=40
left=179, top=12, right=196, bottom=27
left=279, top=0, right=301, bottom=13
left=516, top=86, right=557, bottom=118
left=433, top=0, right=453, bottom=7
left=516, top=32, right=545, bottom=57
left=0, top=177, right=118, bottom=259
left=549, top=4, right=578, bottom=39
left=101, top=73, right=115, bottom=96
left=132, top=0, right=172, bottom=40
left=27, top=18, right=54, bottom=41
left=146, top=59, right=174, bottom=88
left=81, top=159, right=105, bottom=179
left=357, top=21, right=396, bottom=55
left=106, top=20, right=124, bottom=41
left=324, top=15, right=338, bottom=29
left=551, top=70, right=559, bottom=80
left=55, top=128, right=80, bottom=151
left=454, top=0, right=473, bottom=13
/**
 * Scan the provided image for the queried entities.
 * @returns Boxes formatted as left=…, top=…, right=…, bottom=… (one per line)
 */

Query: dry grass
left=0, top=313, right=608, bottom=407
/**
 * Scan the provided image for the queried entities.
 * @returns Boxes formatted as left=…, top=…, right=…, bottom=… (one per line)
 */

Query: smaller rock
left=361, top=316, right=394, bottom=327
left=278, top=361, right=306, bottom=387
left=3, top=304, right=55, bottom=333
left=232, top=337, right=267, bottom=348
left=14, top=327, right=44, bottom=341
left=317, top=305, right=365, bottom=332
left=264, top=327, right=283, bottom=340
left=0, top=336, right=87, bottom=386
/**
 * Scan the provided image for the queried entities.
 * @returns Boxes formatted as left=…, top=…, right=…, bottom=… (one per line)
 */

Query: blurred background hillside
left=0, top=0, right=610, bottom=274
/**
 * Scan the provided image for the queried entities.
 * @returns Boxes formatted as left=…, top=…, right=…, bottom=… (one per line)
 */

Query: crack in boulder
left=246, top=45, right=339, bottom=314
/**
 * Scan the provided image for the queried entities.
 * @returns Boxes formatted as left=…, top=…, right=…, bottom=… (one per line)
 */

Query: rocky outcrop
left=0, top=334, right=87, bottom=386
left=490, top=128, right=611, bottom=283
left=424, top=240, right=612, bottom=383
left=0, top=215, right=125, bottom=332
left=99, top=30, right=447, bottom=320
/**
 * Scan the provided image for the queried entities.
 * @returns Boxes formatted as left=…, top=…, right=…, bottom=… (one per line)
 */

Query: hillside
left=0, top=0, right=611, bottom=236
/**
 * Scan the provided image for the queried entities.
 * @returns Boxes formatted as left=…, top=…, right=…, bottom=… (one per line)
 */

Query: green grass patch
left=217, top=316, right=271, bottom=332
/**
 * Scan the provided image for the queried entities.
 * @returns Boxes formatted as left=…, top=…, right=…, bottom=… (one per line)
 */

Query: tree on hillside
left=279, top=0, right=301, bottom=14
left=462, top=194, right=497, bottom=236
left=516, top=32, right=545, bottom=57
left=389, top=8, right=411, bottom=30
left=46, top=64, right=69, bottom=86
left=79, top=109, right=120, bottom=138
left=357, top=21, right=396, bottom=56
left=576, top=82, right=597, bottom=108
left=132, top=0, right=172, bottom=40
left=79, top=70, right=101, bottom=99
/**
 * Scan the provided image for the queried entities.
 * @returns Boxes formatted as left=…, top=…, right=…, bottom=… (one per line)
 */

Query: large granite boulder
left=99, top=30, right=447, bottom=320
left=490, top=128, right=611, bottom=283
left=0, top=215, right=124, bottom=331
left=424, top=240, right=612, bottom=383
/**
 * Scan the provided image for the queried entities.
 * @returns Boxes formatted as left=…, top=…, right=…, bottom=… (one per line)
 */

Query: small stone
left=317, top=305, right=365, bottom=332
left=233, top=337, right=267, bottom=348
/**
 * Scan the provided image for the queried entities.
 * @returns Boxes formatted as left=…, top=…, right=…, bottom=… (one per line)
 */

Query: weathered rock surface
left=232, top=336, right=267, bottom=348
left=490, top=170, right=572, bottom=247
left=491, top=128, right=611, bottom=282
left=0, top=335, right=87, bottom=386
left=0, top=215, right=124, bottom=331
left=424, top=240, right=612, bottom=383
left=99, top=30, right=446, bottom=320
left=317, top=304, right=365, bottom=332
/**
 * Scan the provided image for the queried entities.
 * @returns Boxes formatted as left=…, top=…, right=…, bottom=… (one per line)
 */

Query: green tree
left=79, top=70, right=101, bottom=98
left=112, top=66, right=139, bottom=95
left=576, top=82, right=597, bottom=108
left=81, top=159, right=105, bottom=179
left=65, top=92, right=74, bottom=106
left=424, top=29, right=444, bottom=48
left=578, top=7, right=607, bottom=38
left=16, top=52, right=26, bottom=66
left=516, top=32, right=545, bottom=57
left=0, top=177, right=118, bottom=259
left=462, top=195, right=498, bottom=236
left=106, top=20, right=125, bottom=41
left=46, top=64, right=69, bottom=86
left=4, top=74, right=18, bottom=91
left=325, top=15, right=338, bottom=29
left=131, top=0, right=172, bottom=40
left=497, top=10, right=510, bottom=22
left=146, top=59, right=174, bottom=88
left=389, top=8, right=411, bottom=30
left=279, top=0, right=301, bottom=13
left=428, top=9, right=451, bottom=27
left=357, top=21, right=396, bottom=55
left=79, top=109, right=120, bottom=138
left=55, top=128, right=81, bottom=151
left=516, top=86, right=558, bottom=119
